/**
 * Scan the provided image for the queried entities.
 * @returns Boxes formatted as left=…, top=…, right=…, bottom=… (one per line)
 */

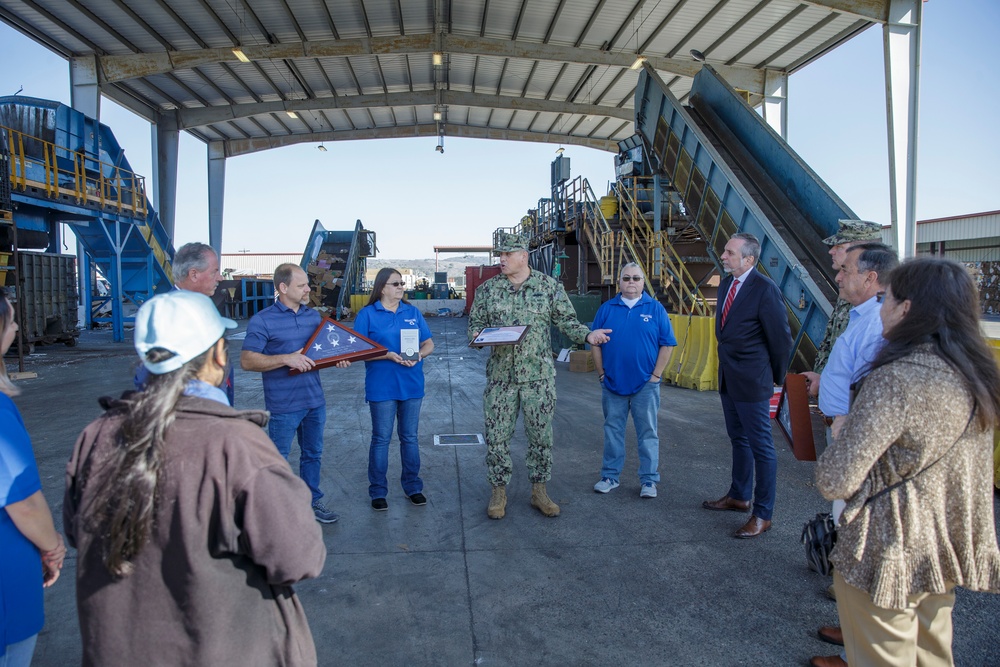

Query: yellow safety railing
left=616, top=179, right=712, bottom=316
left=1, top=125, right=172, bottom=284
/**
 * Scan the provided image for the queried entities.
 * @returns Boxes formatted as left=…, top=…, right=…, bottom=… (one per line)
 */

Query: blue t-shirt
left=0, top=394, right=44, bottom=652
left=592, top=293, right=677, bottom=396
left=352, top=301, right=432, bottom=402
left=243, top=301, right=325, bottom=414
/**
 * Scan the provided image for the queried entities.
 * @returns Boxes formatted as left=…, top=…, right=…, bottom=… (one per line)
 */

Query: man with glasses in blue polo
left=590, top=263, right=676, bottom=499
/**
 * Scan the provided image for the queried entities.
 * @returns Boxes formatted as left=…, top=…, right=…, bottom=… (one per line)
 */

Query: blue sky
left=0, top=0, right=996, bottom=259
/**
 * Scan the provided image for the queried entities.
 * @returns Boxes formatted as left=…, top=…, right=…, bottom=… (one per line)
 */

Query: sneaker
left=371, top=498, right=388, bottom=511
left=312, top=502, right=339, bottom=523
left=593, top=478, right=620, bottom=494
left=408, top=493, right=427, bottom=506
left=640, top=482, right=657, bottom=499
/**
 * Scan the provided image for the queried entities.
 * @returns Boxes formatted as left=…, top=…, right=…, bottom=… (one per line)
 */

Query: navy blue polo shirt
left=592, top=293, right=677, bottom=396
left=352, top=300, right=432, bottom=402
left=243, top=301, right=325, bottom=414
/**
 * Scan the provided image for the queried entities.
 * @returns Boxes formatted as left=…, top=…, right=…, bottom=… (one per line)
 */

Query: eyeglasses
left=620, top=276, right=643, bottom=282
left=875, top=292, right=885, bottom=303
left=387, top=281, right=405, bottom=287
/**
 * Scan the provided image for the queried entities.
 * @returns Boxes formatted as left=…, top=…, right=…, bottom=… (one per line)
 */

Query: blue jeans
left=0, top=635, right=37, bottom=667
left=269, top=406, right=326, bottom=503
left=720, top=392, right=776, bottom=520
left=368, top=398, right=423, bottom=499
left=600, top=381, right=661, bottom=484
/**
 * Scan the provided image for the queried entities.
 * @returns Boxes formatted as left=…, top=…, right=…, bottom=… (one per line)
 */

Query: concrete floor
left=10, top=315, right=1000, bottom=666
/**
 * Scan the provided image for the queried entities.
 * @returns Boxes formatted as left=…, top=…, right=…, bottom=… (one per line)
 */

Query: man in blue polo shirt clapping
left=241, top=263, right=347, bottom=524
left=589, top=263, right=676, bottom=499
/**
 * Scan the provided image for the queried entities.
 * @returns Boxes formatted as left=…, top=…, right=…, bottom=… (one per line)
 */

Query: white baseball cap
left=134, top=290, right=237, bottom=375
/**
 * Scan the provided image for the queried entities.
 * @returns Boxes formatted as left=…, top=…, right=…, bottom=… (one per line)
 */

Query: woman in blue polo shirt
left=353, top=269, right=434, bottom=511
left=1, top=287, right=66, bottom=666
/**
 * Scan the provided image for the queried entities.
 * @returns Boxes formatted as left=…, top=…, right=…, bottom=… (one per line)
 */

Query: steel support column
left=762, top=70, right=788, bottom=140
left=883, top=0, right=922, bottom=258
left=69, top=56, right=101, bottom=120
left=152, top=111, right=179, bottom=239
left=207, top=141, right=226, bottom=257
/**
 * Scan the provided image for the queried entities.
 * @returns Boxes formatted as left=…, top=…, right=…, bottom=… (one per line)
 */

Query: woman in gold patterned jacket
left=816, top=257, right=1000, bottom=667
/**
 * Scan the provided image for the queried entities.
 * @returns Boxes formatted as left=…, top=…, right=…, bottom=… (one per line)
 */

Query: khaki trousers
left=834, top=570, right=956, bottom=667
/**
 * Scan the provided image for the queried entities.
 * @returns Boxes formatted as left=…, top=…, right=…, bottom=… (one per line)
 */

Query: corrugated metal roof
left=879, top=211, right=1000, bottom=245
left=0, top=0, right=885, bottom=156
left=220, top=253, right=301, bottom=276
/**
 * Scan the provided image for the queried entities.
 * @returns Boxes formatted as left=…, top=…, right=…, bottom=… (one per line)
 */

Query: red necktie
left=721, top=280, right=738, bottom=327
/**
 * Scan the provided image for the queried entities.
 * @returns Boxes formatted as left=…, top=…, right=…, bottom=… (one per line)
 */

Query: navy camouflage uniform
left=468, top=269, right=590, bottom=487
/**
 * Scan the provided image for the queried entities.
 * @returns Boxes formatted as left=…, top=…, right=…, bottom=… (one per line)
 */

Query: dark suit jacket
left=716, top=269, right=792, bottom=402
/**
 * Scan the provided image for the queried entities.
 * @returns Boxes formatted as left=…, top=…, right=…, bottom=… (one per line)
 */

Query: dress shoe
left=733, top=515, right=771, bottom=538
left=818, top=625, right=844, bottom=646
left=809, top=655, right=847, bottom=667
left=701, top=495, right=751, bottom=512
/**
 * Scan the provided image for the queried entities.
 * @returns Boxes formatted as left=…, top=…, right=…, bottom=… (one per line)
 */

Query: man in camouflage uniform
left=811, top=220, right=885, bottom=374
left=468, top=232, right=611, bottom=519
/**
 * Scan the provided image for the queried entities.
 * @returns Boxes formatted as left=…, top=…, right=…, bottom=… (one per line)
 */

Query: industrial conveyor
left=633, top=64, right=860, bottom=367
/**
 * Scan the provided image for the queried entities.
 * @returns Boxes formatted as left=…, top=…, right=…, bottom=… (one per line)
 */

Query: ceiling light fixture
left=432, top=52, right=443, bottom=66
left=233, top=48, right=251, bottom=63
left=433, top=110, right=442, bottom=121
left=690, top=49, right=706, bottom=63
left=629, top=55, right=647, bottom=71
left=286, top=110, right=298, bottom=119
left=318, top=143, right=327, bottom=152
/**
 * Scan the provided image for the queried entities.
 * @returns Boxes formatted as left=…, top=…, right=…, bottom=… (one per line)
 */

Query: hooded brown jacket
left=64, top=394, right=326, bottom=666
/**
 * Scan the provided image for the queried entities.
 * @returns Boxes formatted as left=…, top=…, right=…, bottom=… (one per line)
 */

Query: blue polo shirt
left=1, top=394, right=45, bottom=652
left=352, top=300, right=432, bottom=402
left=243, top=301, right=325, bottom=414
left=592, top=293, right=677, bottom=396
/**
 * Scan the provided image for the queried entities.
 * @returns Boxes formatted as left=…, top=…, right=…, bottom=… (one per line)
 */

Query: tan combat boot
left=487, top=486, right=507, bottom=519
left=530, top=483, right=560, bottom=517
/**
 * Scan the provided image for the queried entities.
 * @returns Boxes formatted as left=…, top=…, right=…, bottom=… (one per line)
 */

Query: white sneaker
left=640, top=483, right=657, bottom=499
left=594, top=478, right=620, bottom=493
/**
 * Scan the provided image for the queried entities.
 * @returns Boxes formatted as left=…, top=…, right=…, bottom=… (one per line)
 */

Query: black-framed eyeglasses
left=875, top=291, right=885, bottom=303
left=620, top=276, right=643, bottom=282
left=387, top=281, right=405, bottom=287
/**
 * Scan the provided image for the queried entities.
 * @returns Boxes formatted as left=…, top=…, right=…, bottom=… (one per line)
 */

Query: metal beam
left=883, top=0, right=921, bottom=258
left=94, top=33, right=765, bottom=92
left=801, top=0, right=886, bottom=23
left=176, top=90, right=633, bottom=129
left=221, top=122, right=619, bottom=157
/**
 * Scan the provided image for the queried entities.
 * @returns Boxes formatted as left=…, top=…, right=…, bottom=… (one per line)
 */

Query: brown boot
left=530, top=483, right=560, bottom=517
left=487, top=486, right=506, bottom=520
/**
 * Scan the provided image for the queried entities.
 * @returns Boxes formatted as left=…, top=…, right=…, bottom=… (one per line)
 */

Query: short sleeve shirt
left=352, top=301, right=432, bottom=402
left=0, top=394, right=45, bottom=648
left=243, top=301, right=325, bottom=414
left=592, top=293, right=677, bottom=395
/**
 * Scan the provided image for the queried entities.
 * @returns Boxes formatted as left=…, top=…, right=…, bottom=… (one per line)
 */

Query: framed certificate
left=289, top=317, right=388, bottom=374
left=400, top=329, right=420, bottom=361
left=469, top=325, right=530, bottom=347
left=774, top=373, right=818, bottom=461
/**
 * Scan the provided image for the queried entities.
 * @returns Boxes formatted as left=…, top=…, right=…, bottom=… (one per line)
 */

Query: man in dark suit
left=702, top=233, right=792, bottom=538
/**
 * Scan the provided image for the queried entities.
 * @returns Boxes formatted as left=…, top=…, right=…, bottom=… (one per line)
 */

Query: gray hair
left=273, top=263, right=301, bottom=290
left=172, top=243, right=215, bottom=283
left=731, top=233, right=761, bottom=262
left=618, top=262, right=644, bottom=281
left=849, top=242, right=898, bottom=281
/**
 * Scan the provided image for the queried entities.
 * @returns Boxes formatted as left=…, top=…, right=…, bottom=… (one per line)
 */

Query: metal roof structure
left=0, top=0, right=887, bottom=156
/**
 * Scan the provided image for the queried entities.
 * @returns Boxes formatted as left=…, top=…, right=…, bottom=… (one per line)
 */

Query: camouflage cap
left=822, top=219, right=883, bottom=246
left=493, top=231, right=529, bottom=254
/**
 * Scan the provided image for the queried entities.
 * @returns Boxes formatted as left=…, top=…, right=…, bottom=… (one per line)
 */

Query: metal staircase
left=1, top=96, right=175, bottom=341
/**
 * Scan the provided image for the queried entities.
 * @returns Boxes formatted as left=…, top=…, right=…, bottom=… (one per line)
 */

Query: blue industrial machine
left=633, top=64, right=858, bottom=366
left=0, top=96, right=174, bottom=341
left=300, top=218, right=375, bottom=319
